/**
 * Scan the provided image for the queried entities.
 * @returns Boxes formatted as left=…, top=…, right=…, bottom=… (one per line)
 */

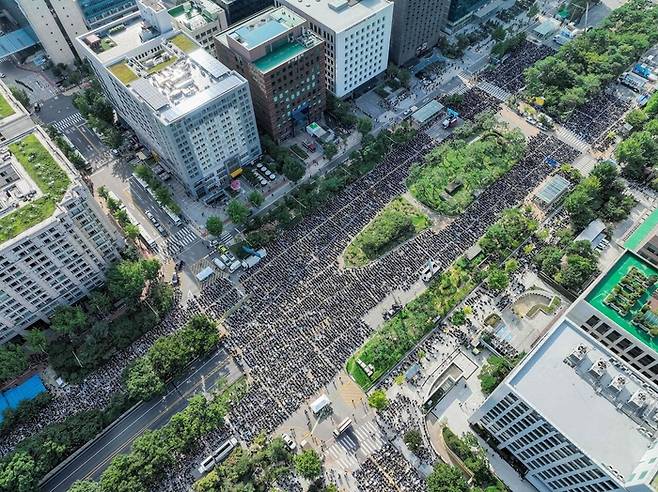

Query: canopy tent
left=309, top=394, right=331, bottom=414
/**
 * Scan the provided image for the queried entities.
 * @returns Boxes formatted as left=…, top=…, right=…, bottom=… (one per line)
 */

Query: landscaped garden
left=0, top=134, right=71, bottom=244
left=603, top=266, right=657, bottom=316
left=170, top=33, right=198, bottom=53
left=407, top=117, right=525, bottom=215
left=0, top=93, right=15, bottom=119
left=343, top=196, right=430, bottom=267
left=109, top=62, right=138, bottom=85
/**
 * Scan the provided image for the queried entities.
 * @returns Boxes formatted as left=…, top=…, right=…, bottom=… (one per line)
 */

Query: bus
left=164, top=206, right=182, bottom=226
left=333, top=418, right=352, bottom=437
left=138, top=228, right=158, bottom=251
left=196, top=437, right=238, bottom=477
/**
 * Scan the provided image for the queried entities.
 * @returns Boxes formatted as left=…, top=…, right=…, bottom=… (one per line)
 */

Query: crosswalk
left=326, top=421, right=383, bottom=471
left=554, top=125, right=590, bottom=153
left=476, top=80, right=511, bottom=102
left=51, top=112, right=85, bottom=133
left=218, top=231, right=233, bottom=246
left=165, top=226, right=199, bottom=256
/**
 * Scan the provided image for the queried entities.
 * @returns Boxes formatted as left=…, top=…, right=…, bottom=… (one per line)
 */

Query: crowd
left=353, top=444, right=425, bottom=491
left=562, top=91, right=631, bottom=144
left=480, top=41, right=555, bottom=93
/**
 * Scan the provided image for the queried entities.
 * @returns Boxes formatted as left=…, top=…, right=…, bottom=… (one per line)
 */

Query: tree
left=323, top=143, right=338, bottom=160
left=9, top=86, right=29, bottom=109
left=558, top=253, right=598, bottom=291
left=227, top=199, right=250, bottom=225
left=357, top=117, right=373, bottom=135
left=504, top=258, right=519, bottom=273
left=617, top=130, right=658, bottom=179
left=367, top=389, right=389, bottom=410
left=106, top=259, right=160, bottom=302
left=534, top=246, right=563, bottom=276
left=206, top=216, right=223, bottom=236
left=479, top=356, right=512, bottom=394
left=486, top=266, right=509, bottom=293
left=0, top=451, right=38, bottom=492
left=50, top=305, right=87, bottom=337
left=248, top=190, right=264, bottom=207
left=124, top=223, right=140, bottom=240
left=282, top=157, right=305, bottom=182
left=125, top=357, right=164, bottom=400
left=403, top=429, right=422, bottom=453
left=294, top=449, right=322, bottom=480
left=68, top=481, right=100, bottom=492
left=564, top=176, right=600, bottom=231
left=25, top=330, right=47, bottom=353
left=0, top=344, right=28, bottom=383
left=87, top=290, right=111, bottom=316
left=427, top=463, right=469, bottom=492
left=626, top=108, right=648, bottom=129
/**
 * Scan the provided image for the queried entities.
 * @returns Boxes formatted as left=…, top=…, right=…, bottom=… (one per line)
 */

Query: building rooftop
left=411, top=100, right=444, bottom=125
left=0, top=128, right=74, bottom=245
left=168, top=0, right=224, bottom=28
left=586, top=251, right=658, bottom=356
left=626, top=207, right=658, bottom=251
left=79, top=13, right=245, bottom=123
left=508, top=319, right=657, bottom=481
left=279, top=0, right=391, bottom=32
left=534, top=174, right=570, bottom=205
left=227, top=7, right=305, bottom=49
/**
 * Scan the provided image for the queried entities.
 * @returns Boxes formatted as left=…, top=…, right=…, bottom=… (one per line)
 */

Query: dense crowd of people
left=563, top=91, right=631, bottom=144
left=353, top=444, right=425, bottom=491
left=480, top=40, right=555, bottom=93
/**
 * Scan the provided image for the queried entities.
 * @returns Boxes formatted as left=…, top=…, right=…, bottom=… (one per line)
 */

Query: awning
left=310, top=394, right=330, bottom=413
left=230, top=167, right=243, bottom=178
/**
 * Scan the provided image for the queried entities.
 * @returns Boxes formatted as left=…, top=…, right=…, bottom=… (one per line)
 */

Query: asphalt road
left=41, top=349, right=242, bottom=492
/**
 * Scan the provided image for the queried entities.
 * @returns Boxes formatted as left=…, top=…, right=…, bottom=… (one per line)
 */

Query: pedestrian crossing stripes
left=327, top=421, right=383, bottom=471
left=165, top=226, right=199, bottom=256
left=476, top=80, right=511, bottom=102
left=219, top=231, right=233, bottom=246
left=51, top=112, right=85, bottom=132
left=554, top=125, right=590, bottom=153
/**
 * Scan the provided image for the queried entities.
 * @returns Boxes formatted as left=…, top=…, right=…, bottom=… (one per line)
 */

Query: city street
left=40, top=349, right=241, bottom=492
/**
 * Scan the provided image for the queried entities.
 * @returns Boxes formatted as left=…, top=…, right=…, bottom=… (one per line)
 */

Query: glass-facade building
left=78, top=0, right=138, bottom=27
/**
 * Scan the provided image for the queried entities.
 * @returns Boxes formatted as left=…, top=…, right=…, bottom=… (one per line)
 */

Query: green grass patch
left=0, top=134, right=71, bottom=244
left=170, top=33, right=197, bottom=53
left=147, top=55, right=178, bottom=74
left=0, top=93, right=15, bottom=118
left=347, top=261, right=475, bottom=389
left=109, top=63, right=138, bottom=85
left=344, top=196, right=430, bottom=267
left=407, top=128, right=525, bottom=215
left=99, top=37, right=116, bottom=52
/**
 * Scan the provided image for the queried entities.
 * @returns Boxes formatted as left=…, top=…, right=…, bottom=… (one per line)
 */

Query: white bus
left=196, top=437, right=238, bottom=476
left=139, top=228, right=158, bottom=250
left=333, top=418, right=352, bottom=437
left=164, top=206, right=182, bottom=226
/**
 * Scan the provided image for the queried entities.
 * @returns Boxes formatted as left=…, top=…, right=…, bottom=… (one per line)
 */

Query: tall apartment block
left=213, top=0, right=274, bottom=25
left=168, top=0, right=229, bottom=52
left=0, top=126, right=122, bottom=345
left=470, top=318, right=658, bottom=492
left=76, top=0, right=261, bottom=199
left=389, top=0, right=449, bottom=65
left=274, top=0, right=393, bottom=97
left=215, top=7, right=325, bottom=143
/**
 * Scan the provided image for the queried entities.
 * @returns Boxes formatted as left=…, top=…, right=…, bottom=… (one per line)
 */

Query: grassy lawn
left=0, top=93, right=15, bottom=119
left=109, top=63, right=138, bottom=85
left=170, top=33, right=197, bottom=53
left=347, top=260, right=475, bottom=389
left=0, top=134, right=70, bottom=244
left=99, top=38, right=116, bottom=52
left=407, top=128, right=525, bottom=215
left=344, top=196, right=430, bottom=267
left=147, top=56, right=178, bottom=74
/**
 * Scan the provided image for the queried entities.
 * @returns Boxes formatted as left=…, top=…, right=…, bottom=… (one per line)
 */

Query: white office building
left=77, top=0, right=261, bottom=198
left=0, top=127, right=122, bottom=344
left=168, top=0, right=228, bottom=52
left=274, top=0, right=393, bottom=97
left=470, top=318, right=658, bottom=492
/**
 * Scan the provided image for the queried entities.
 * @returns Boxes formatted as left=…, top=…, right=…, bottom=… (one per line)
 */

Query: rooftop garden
left=99, top=37, right=116, bottom=52
left=109, top=63, right=138, bottom=85
left=587, top=252, right=658, bottom=352
left=343, top=196, right=430, bottom=267
left=0, top=93, right=15, bottom=119
left=170, top=33, right=197, bottom=53
left=146, top=55, right=178, bottom=75
left=0, top=134, right=70, bottom=244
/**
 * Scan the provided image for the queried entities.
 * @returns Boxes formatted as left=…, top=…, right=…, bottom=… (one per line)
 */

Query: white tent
left=310, top=394, right=331, bottom=414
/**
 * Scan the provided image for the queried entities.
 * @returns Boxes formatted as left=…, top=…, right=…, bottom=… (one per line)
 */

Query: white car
left=282, top=433, right=297, bottom=451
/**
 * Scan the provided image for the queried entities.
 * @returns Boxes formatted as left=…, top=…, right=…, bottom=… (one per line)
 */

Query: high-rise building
left=212, top=0, right=274, bottom=25
left=389, top=0, right=449, bottom=65
left=168, top=0, right=228, bottom=52
left=0, top=126, right=122, bottom=345
left=215, top=7, right=325, bottom=143
left=77, top=0, right=261, bottom=199
left=274, top=0, right=393, bottom=98
left=470, top=318, right=658, bottom=492
left=446, top=0, right=487, bottom=27
left=78, top=0, right=138, bottom=28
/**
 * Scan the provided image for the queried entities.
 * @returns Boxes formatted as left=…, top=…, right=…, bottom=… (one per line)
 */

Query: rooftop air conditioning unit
left=609, top=375, right=626, bottom=392
left=629, top=390, right=648, bottom=408
left=590, top=359, right=607, bottom=377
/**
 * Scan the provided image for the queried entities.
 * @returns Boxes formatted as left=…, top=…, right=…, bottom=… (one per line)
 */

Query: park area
left=407, top=123, right=525, bottom=215
left=343, top=196, right=430, bottom=267
left=347, top=258, right=475, bottom=389
left=0, top=93, right=14, bottom=119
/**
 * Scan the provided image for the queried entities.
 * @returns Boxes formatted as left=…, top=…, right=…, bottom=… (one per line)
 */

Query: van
left=229, top=260, right=242, bottom=273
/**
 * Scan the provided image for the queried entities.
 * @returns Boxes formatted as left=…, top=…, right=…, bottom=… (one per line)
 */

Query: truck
left=442, top=108, right=459, bottom=129
left=228, top=260, right=242, bottom=273
left=240, top=248, right=267, bottom=270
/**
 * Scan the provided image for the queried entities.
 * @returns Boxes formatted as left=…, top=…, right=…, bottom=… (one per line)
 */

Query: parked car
left=282, top=433, right=297, bottom=451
